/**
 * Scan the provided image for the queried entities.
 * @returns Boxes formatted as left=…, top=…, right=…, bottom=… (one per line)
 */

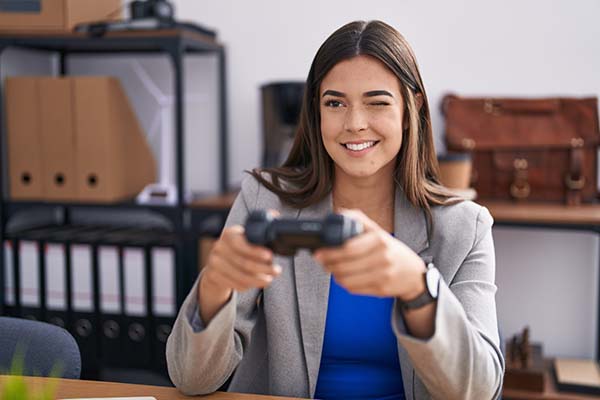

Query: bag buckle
left=511, top=158, right=530, bottom=200
left=484, top=99, right=501, bottom=116
left=510, top=182, right=531, bottom=199
left=461, top=138, right=476, bottom=150
left=565, top=175, right=585, bottom=190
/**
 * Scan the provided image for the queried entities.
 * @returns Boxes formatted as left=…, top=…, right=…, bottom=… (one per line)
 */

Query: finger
left=213, top=255, right=277, bottom=289
left=324, top=247, right=387, bottom=276
left=224, top=226, right=273, bottom=263
left=338, top=208, right=382, bottom=233
left=216, top=243, right=280, bottom=276
left=207, top=268, right=247, bottom=292
left=335, top=268, right=394, bottom=295
left=213, top=268, right=270, bottom=293
left=315, top=231, right=382, bottom=265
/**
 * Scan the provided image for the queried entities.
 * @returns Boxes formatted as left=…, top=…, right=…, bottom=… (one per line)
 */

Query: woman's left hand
left=313, top=209, right=426, bottom=299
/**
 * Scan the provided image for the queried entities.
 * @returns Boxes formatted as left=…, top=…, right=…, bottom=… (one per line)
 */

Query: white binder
left=45, top=243, right=67, bottom=311
left=99, top=245, right=121, bottom=314
left=151, top=247, right=176, bottom=317
left=123, top=247, right=146, bottom=316
left=19, top=241, right=40, bottom=307
left=70, top=244, right=93, bottom=312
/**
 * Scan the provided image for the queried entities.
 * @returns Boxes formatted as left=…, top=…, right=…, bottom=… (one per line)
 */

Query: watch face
left=425, top=267, right=440, bottom=298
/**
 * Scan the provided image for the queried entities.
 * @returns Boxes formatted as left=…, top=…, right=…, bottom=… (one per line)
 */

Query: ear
left=415, top=92, right=424, bottom=111
left=403, top=92, right=424, bottom=128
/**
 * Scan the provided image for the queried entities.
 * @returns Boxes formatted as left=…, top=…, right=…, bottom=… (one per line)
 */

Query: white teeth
left=344, top=141, right=376, bottom=151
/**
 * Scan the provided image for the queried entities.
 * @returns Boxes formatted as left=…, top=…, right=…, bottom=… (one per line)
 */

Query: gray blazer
left=166, top=175, right=505, bottom=400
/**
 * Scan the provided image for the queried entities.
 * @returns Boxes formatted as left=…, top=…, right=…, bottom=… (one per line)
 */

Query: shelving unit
left=0, top=28, right=230, bottom=377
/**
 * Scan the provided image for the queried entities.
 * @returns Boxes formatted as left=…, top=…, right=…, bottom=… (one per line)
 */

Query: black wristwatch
left=398, top=263, right=440, bottom=311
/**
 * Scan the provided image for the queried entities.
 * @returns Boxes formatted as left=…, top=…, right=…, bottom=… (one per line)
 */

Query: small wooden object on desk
left=505, top=327, right=546, bottom=392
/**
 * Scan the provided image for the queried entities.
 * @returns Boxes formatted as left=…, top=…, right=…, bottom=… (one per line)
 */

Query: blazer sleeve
left=166, top=175, right=263, bottom=395
left=392, top=206, right=505, bottom=400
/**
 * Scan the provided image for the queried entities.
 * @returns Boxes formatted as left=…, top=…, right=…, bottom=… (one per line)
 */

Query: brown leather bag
left=442, top=94, right=600, bottom=205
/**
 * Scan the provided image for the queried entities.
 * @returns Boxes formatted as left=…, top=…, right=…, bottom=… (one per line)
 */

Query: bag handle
left=441, top=94, right=561, bottom=116
left=485, top=99, right=560, bottom=114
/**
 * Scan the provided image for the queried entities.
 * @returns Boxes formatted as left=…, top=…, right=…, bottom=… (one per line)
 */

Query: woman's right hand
left=198, top=225, right=281, bottom=323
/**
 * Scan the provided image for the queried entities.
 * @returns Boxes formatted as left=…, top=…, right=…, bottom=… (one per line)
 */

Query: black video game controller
left=244, top=210, right=363, bottom=256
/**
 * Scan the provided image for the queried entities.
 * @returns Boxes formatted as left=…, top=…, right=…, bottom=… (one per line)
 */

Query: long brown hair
left=250, top=20, right=459, bottom=221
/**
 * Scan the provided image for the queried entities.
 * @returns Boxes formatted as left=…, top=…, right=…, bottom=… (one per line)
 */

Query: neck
left=332, top=169, right=395, bottom=231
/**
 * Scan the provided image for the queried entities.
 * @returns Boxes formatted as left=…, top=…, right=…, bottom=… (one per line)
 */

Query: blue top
left=314, top=276, right=405, bottom=400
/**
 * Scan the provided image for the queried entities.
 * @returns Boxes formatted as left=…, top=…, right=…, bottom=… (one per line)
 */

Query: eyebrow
left=322, top=89, right=395, bottom=98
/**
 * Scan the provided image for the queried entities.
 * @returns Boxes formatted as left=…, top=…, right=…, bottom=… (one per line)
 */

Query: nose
left=343, top=106, right=368, bottom=133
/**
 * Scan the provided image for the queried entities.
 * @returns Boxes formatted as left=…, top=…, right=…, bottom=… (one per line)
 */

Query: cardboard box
left=39, top=77, right=77, bottom=201
left=73, top=76, right=157, bottom=203
left=4, top=76, right=156, bottom=203
left=0, top=0, right=121, bottom=32
left=5, top=77, right=44, bottom=200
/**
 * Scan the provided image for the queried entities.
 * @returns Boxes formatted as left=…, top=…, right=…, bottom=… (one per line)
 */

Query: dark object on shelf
left=244, top=210, right=363, bottom=256
left=443, top=94, right=600, bottom=206
left=73, top=0, right=215, bottom=40
left=553, top=358, right=600, bottom=396
left=74, top=19, right=216, bottom=40
left=0, top=0, right=41, bottom=13
left=504, top=327, right=546, bottom=392
left=130, top=0, right=174, bottom=22
left=261, top=82, right=305, bottom=168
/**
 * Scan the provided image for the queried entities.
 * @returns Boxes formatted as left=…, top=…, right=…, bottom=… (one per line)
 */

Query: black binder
left=52, top=225, right=103, bottom=375
left=106, top=230, right=153, bottom=369
left=23, top=225, right=72, bottom=327
left=2, top=238, right=17, bottom=317
left=148, top=232, right=177, bottom=373
left=8, top=226, right=56, bottom=322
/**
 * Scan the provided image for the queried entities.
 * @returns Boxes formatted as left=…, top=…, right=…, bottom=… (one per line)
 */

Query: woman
left=167, top=20, right=504, bottom=400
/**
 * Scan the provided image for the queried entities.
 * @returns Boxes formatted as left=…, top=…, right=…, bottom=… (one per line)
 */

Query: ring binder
left=3, top=240, right=16, bottom=316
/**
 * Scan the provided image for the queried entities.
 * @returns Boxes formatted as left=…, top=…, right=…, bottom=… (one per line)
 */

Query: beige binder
left=5, top=77, right=44, bottom=200
left=73, top=77, right=156, bottom=202
left=39, top=77, right=77, bottom=201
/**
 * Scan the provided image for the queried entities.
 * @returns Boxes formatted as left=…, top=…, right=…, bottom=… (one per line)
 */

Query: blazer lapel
left=393, top=186, right=430, bottom=255
left=292, top=194, right=333, bottom=397
left=392, top=186, right=431, bottom=399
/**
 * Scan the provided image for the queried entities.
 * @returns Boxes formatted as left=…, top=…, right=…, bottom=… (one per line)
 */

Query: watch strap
left=398, top=263, right=438, bottom=311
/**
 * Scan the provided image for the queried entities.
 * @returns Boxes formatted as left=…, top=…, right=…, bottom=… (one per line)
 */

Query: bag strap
left=566, top=138, right=585, bottom=206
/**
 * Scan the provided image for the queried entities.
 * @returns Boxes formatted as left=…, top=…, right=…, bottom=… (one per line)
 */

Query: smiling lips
left=341, top=140, right=380, bottom=155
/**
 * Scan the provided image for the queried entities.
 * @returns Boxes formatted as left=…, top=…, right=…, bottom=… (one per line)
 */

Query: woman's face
left=320, top=55, right=405, bottom=182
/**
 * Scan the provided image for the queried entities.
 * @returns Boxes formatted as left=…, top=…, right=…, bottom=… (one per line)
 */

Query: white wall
left=173, top=0, right=600, bottom=358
